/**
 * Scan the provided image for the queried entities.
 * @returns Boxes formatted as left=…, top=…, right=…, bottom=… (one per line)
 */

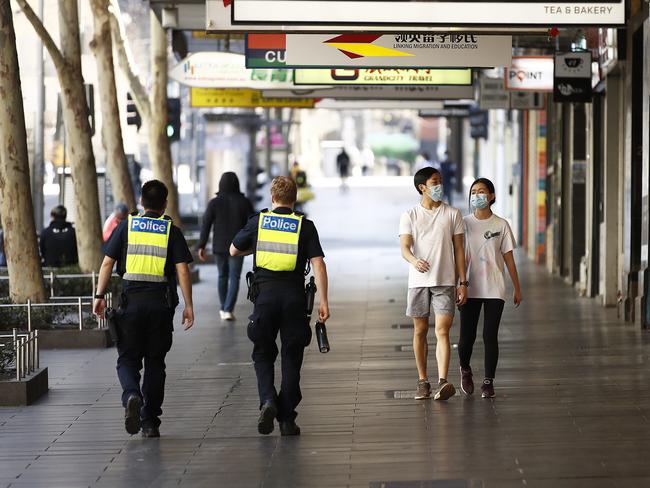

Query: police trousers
left=115, top=292, right=174, bottom=428
left=247, top=283, right=311, bottom=422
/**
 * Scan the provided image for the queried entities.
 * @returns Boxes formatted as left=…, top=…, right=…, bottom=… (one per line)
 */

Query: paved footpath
left=2, top=180, right=650, bottom=487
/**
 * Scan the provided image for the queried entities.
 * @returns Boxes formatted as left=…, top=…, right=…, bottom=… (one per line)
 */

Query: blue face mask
left=470, top=193, right=490, bottom=209
left=428, top=184, right=444, bottom=202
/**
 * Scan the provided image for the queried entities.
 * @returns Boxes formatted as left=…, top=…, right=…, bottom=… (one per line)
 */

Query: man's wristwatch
left=458, top=281, right=469, bottom=287
left=94, top=294, right=105, bottom=299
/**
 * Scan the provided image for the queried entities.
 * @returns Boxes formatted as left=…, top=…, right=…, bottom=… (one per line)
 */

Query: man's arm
left=311, top=256, right=330, bottom=323
left=452, top=233, right=468, bottom=306
left=400, top=234, right=430, bottom=273
left=92, top=256, right=116, bottom=317
left=229, top=243, right=253, bottom=257
left=176, top=262, right=194, bottom=330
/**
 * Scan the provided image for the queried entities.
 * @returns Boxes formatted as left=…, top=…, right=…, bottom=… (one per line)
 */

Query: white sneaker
left=219, top=310, right=226, bottom=321
left=223, top=311, right=235, bottom=321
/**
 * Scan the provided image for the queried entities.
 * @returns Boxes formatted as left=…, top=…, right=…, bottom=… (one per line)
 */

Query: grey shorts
left=406, top=286, right=456, bottom=318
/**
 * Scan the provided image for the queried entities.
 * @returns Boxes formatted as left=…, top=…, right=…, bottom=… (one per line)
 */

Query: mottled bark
left=0, top=0, right=46, bottom=302
left=89, top=0, right=136, bottom=211
left=110, top=9, right=182, bottom=225
left=16, top=0, right=104, bottom=272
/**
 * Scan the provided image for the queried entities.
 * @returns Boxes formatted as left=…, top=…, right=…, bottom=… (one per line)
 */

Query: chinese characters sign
left=246, top=33, right=511, bottom=68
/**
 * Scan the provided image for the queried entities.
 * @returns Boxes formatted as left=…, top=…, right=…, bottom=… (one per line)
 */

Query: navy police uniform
left=104, top=211, right=192, bottom=429
left=232, top=207, right=324, bottom=423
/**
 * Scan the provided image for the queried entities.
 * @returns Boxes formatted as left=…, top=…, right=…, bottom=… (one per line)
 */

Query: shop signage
left=479, top=77, right=509, bottom=109
left=262, top=84, right=475, bottom=100
left=170, top=52, right=299, bottom=89
left=418, top=108, right=472, bottom=118
left=207, top=0, right=548, bottom=32
left=509, top=91, right=546, bottom=110
left=505, top=56, right=554, bottom=92
left=246, top=33, right=512, bottom=69
left=231, top=0, right=625, bottom=26
left=190, top=88, right=315, bottom=108
left=553, top=52, right=593, bottom=103
left=317, top=100, right=445, bottom=109
left=294, top=68, right=472, bottom=86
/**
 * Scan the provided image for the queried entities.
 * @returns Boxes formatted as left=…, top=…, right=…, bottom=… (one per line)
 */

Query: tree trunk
left=89, top=0, right=136, bottom=211
left=0, top=0, right=46, bottom=302
left=58, top=0, right=103, bottom=271
left=148, top=12, right=181, bottom=225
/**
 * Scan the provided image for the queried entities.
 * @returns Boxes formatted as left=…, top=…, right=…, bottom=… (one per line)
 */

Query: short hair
left=413, top=167, right=440, bottom=195
left=141, top=180, right=168, bottom=211
left=271, top=176, right=297, bottom=205
left=51, top=205, right=67, bottom=220
left=115, top=203, right=129, bottom=215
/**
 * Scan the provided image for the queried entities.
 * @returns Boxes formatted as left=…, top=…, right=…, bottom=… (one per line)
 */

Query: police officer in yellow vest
left=231, top=176, right=330, bottom=436
left=93, top=180, right=194, bottom=438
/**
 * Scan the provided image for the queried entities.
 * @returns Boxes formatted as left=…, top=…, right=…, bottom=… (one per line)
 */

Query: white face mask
left=428, top=184, right=444, bottom=202
left=470, top=193, right=490, bottom=209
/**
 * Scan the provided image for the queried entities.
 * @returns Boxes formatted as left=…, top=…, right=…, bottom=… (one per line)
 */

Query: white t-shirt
left=464, top=213, right=516, bottom=300
left=399, top=203, right=464, bottom=288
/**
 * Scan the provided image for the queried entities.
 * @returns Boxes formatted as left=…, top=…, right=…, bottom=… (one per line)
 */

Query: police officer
left=230, top=176, right=330, bottom=436
left=93, top=180, right=194, bottom=438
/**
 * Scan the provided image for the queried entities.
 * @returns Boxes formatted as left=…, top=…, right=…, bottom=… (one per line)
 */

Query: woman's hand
left=513, top=288, right=522, bottom=308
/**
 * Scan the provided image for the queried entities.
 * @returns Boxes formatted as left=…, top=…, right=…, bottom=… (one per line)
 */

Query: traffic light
left=126, top=93, right=141, bottom=131
left=166, top=98, right=181, bottom=142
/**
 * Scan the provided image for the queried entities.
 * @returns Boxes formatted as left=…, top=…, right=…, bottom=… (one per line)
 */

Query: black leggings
left=458, top=298, right=505, bottom=379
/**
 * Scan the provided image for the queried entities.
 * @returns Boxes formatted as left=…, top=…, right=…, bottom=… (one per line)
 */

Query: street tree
left=16, top=0, right=104, bottom=272
left=89, top=0, right=136, bottom=211
left=0, top=0, right=46, bottom=302
left=110, top=8, right=182, bottom=225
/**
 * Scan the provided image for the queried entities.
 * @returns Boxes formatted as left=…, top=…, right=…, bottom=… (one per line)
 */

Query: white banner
left=505, top=56, right=554, bottom=92
left=284, top=34, right=511, bottom=68
left=232, top=0, right=625, bottom=26
left=262, top=85, right=475, bottom=100
left=294, top=68, right=472, bottom=86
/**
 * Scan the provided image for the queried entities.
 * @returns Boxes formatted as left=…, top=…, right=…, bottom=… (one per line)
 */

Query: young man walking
left=399, top=167, right=467, bottom=400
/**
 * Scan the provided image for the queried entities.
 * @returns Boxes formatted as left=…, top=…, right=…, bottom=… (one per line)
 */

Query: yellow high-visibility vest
left=124, top=214, right=171, bottom=282
left=256, top=211, right=303, bottom=272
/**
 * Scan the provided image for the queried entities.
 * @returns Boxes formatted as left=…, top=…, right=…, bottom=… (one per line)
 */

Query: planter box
left=0, top=367, right=48, bottom=405
left=37, top=328, right=113, bottom=349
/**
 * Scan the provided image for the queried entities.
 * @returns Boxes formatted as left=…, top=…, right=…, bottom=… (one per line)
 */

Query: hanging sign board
left=294, top=68, right=472, bottom=86
left=479, top=77, right=509, bottom=109
left=190, top=88, right=315, bottom=108
left=262, top=84, right=475, bottom=100
left=505, top=56, right=554, bottom=92
left=231, top=0, right=625, bottom=26
left=510, top=91, right=546, bottom=110
left=207, top=0, right=547, bottom=32
left=246, top=33, right=512, bottom=69
left=317, top=100, right=445, bottom=109
left=553, top=52, right=593, bottom=103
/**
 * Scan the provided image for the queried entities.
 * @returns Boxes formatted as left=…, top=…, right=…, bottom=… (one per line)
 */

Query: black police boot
left=257, top=400, right=277, bottom=435
left=141, top=425, right=161, bottom=438
left=279, top=421, right=301, bottom=436
left=124, top=394, right=142, bottom=435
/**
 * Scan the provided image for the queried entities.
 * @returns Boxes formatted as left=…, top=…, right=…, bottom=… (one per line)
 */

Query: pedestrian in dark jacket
left=198, top=172, right=254, bottom=321
left=39, top=205, right=78, bottom=267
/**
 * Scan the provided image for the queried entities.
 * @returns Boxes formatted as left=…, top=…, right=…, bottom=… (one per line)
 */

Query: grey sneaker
left=460, top=367, right=474, bottom=396
left=414, top=379, right=432, bottom=400
left=434, top=379, right=456, bottom=401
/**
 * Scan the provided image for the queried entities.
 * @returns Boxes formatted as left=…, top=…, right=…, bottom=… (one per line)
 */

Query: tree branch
left=14, top=0, right=66, bottom=74
left=108, top=3, right=151, bottom=120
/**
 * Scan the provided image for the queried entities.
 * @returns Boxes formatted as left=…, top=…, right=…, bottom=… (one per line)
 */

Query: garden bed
left=0, top=368, right=48, bottom=405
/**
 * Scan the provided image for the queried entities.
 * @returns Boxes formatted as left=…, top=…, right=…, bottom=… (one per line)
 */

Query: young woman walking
left=458, top=178, right=522, bottom=398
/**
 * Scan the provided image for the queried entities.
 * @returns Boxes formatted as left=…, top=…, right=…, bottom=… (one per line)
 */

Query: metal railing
left=0, top=271, right=118, bottom=299
left=0, top=292, right=113, bottom=331
left=0, top=328, right=39, bottom=380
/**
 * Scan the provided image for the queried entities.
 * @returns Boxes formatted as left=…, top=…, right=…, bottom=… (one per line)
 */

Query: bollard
left=78, top=297, right=83, bottom=331
left=27, top=299, right=32, bottom=332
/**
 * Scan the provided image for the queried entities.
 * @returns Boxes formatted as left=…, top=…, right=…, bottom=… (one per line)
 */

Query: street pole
left=32, top=0, right=45, bottom=230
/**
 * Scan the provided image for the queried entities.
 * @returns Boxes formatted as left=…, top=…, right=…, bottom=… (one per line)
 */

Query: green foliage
left=0, top=342, right=15, bottom=376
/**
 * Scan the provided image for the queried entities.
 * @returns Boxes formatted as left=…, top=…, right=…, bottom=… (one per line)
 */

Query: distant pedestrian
left=0, top=220, right=6, bottom=267
left=458, top=178, right=522, bottom=399
left=198, top=172, right=254, bottom=321
left=439, top=151, right=457, bottom=205
left=399, top=167, right=467, bottom=402
left=103, top=203, right=130, bottom=242
left=39, top=205, right=78, bottom=268
left=336, top=148, right=351, bottom=192
left=413, top=151, right=436, bottom=173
